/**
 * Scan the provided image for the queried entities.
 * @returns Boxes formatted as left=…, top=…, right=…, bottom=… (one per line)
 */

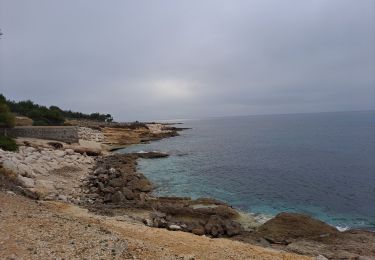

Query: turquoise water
left=119, top=111, right=375, bottom=230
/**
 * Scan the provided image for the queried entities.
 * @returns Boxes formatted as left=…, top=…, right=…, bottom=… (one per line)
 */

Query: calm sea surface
left=119, top=111, right=375, bottom=229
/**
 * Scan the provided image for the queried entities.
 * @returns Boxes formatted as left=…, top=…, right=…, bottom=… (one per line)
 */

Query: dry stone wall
left=78, top=127, right=105, bottom=142
left=0, top=126, right=79, bottom=143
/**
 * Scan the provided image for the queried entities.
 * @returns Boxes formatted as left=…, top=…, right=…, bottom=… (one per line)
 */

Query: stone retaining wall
left=0, top=126, right=79, bottom=143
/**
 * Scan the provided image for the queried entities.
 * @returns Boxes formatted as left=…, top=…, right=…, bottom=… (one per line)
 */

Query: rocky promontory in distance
left=1, top=118, right=374, bottom=259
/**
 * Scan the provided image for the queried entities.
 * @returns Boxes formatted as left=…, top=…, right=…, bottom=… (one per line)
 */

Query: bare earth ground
left=0, top=191, right=311, bottom=260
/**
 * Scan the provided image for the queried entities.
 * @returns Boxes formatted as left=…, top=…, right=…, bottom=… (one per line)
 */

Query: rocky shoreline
left=79, top=153, right=375, bottom=259
left=1, top=121, right=374, bottom=259
left=80, top=154, right=244, bottom=238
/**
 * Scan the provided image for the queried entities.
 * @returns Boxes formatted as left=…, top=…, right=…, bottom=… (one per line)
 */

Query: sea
left=119, top=111, right=375, bottom=230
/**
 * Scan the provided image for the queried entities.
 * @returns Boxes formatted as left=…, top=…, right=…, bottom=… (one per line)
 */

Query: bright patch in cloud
left=151, top=79, right=194, bottom=100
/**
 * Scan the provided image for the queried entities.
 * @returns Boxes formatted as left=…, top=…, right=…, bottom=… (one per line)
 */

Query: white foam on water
left=236, top=211, right=274, bottom=231
left=336, top=225, right=350, bottom=232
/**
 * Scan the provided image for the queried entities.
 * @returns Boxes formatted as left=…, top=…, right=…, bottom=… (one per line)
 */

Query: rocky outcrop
left=0, top=146, right=94, bottom=200
left=0, top=146, right=92, bottom=178
left=232, top=213, right=375, bottom=259
left=81, top=153, right=243, bottom=238
left=102, top=123, right=181, bottom=149
left=0, top=191, right=309, bottom=260
left=257, top=213, right=338, bottom=244
left=145, top=211, right=242, bottom=237
left=81, top=154, right=153, bottom=206
left=135, top=151, right=169, bottom=159
left=150, top=197, right=239, bottom=219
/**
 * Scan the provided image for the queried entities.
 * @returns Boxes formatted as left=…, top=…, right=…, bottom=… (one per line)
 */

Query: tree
left=0, top=94, right=15, bottom=128
left=105, top=114, right=113, bottom=122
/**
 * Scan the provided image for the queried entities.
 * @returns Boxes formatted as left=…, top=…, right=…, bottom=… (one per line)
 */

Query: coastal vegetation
left=62, top=110, right=113, bottom=122
left=0, top=94, right=15, bottom=128
left=0, top=136, right=18, bottom=152
left=0, top=94, right=18, bottom=151
left=0, top=94, right=113, bottom=126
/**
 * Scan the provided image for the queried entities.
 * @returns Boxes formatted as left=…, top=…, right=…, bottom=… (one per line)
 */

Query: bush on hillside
left=4, top=97, right=65, bottom=126
left=32, top=119, right=49, bottom=126
left=1, top=93, right=113, bottom=125
left=0, top=96, right=15, bottom=128
left=0, top=135, right=18, bottom=152
left=62, top=110, right=113, bottom=122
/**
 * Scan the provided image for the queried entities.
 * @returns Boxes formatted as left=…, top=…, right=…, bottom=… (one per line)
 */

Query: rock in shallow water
left=257, top=212, right=338, bottom=243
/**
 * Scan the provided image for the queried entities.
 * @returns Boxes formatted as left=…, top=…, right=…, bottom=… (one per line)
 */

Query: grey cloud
left=0, top=0, right=374, bottom=121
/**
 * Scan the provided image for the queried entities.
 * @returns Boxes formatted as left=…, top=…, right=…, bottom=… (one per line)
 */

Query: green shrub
left=0, top=135, right=18, bottom=152
left=32, top=119, right=49, bottom=126
left=0, top=103, right=15, bottom=128
left=1, top=93, right=113, bottom=125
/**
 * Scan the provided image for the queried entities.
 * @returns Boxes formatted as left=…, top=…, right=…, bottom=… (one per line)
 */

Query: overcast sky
left=0, top=0, right=374, bottom=121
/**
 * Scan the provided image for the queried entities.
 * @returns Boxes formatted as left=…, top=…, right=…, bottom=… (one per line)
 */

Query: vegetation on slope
left=0, top=95, right=18, bottom=151
left=0, top=94, right=113, bottom=126
left=0, top=136, right=18, bottom=152
left=0, top=94, right=15, bottom=128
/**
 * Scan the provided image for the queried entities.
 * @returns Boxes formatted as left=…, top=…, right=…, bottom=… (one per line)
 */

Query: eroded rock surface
left=0, top=146, right=94, bottom=201
left=81, top=153, right=244, bottom=238
left=81, top=154, right=153, bottom=206
left=235, top=213, right=375, bottom=259
left=257, top=213, right=339, bottom=244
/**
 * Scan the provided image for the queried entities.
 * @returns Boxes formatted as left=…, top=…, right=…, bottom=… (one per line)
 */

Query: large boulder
left=135, top=152, right=169, bottom=159
left=111, top=191, right=124, bottom=204
left=224, top=219, right=243, bottom=237
left=2, top=160, right=18, bottom=173
left=54, top=150, right=66, bottom=157
left=73, top=147, right=101, bottom=156
left=204, top=215, right=242, bottom=237
left=191, top=225, right=205, bottom=236
left=127, top=178, right=152, bottom=192
left=18, top=163, right=36, bottom=178
left=257, top=213, right=338, bottom=244
left=17, top=175, right=35, bottom=188
left=150, top=211, right=167, bottom=228
left=108, top=177, right=126, bottom=188
left=121, top=187, right=135, bottom=200
left=65, top=149, right=75, bottom=155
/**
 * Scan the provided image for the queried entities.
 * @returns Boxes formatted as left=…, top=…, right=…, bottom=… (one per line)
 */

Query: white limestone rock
left=168, top=224, right=182, bottom=231
left=18, top=163, right=36, bottom=178
left=32, top=165, right=48, bottom=175
left=54, top=150, right=66, bottom=157
left=24, top=155, right=37, bottom=164
left=17, top=175, right=35, bottom=188
left=65, top=149, right=75, bottom=155
left=2, top=160, right=18, bottom=173
left=24, top=146, right=36, bottom=153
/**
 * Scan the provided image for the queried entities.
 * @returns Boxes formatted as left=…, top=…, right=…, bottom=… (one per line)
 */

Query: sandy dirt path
left=0, top=191, right=311, bottom=260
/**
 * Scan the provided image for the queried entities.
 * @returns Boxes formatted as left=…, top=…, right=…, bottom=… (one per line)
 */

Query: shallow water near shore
left=119, top=111, right=375, bottom=230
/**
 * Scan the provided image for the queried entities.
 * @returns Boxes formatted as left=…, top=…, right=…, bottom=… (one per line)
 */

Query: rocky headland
left=1, top=121, right=374, bottom=259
